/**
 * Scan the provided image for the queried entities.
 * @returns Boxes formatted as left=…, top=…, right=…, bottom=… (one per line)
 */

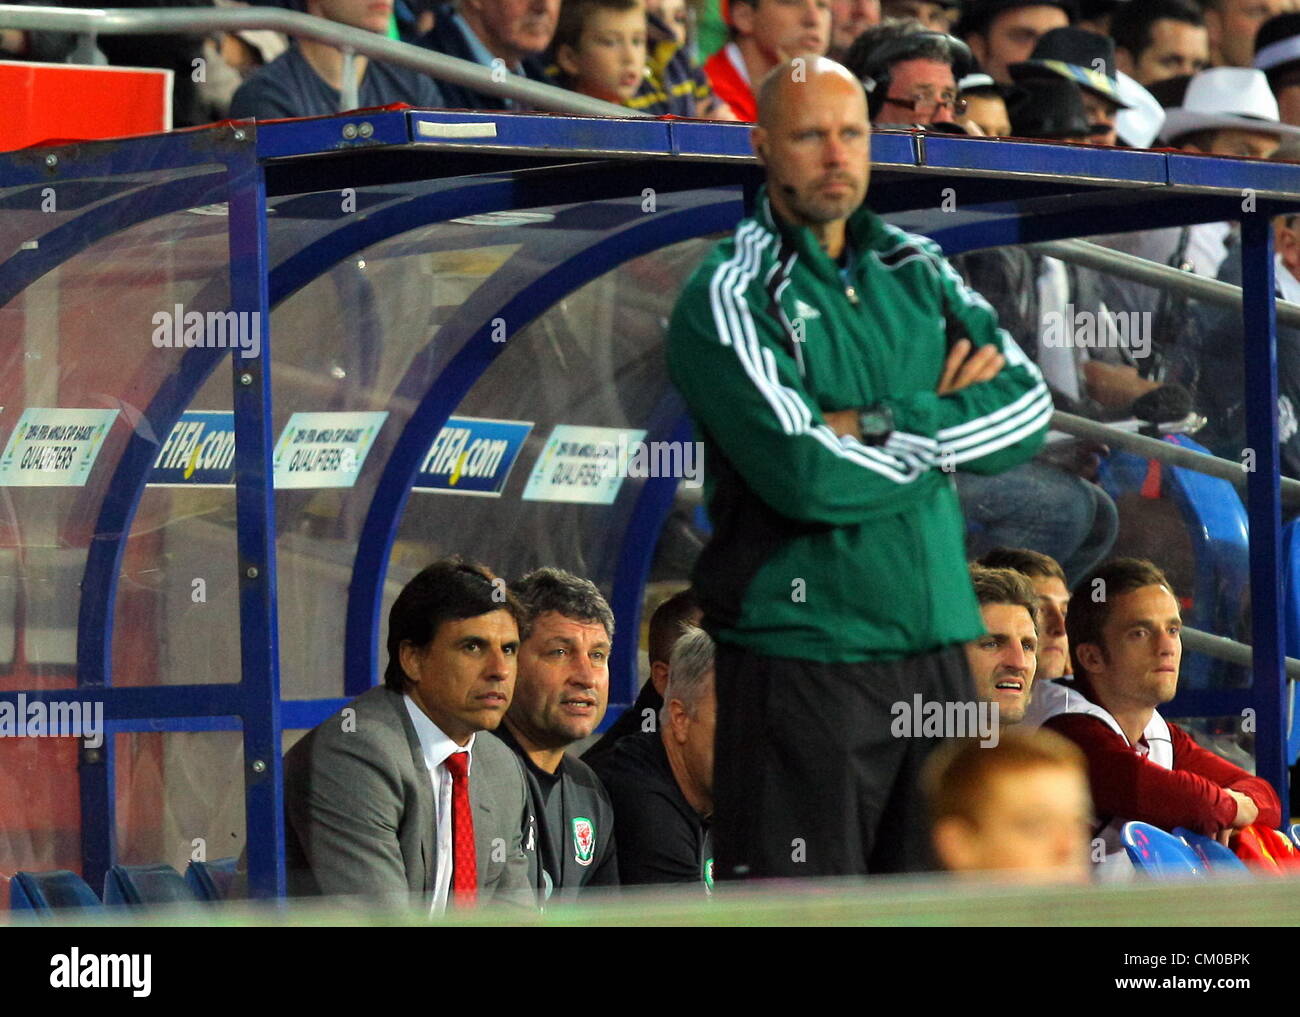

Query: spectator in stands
left=642, top=3, right=737, bottom=116
left=843, top=18, right=973, bottom=129
left=421, top=0, right=558, bottom=110
left=880, top=0, right=959, bottom=32
left=1031, top=557, right=1281, bottom=876
left=925, top=729, right=1093, bottom=881
left=1204, top=0, right=1290, bottom=69
left=1193, top=212, right=1300, bottom=482
left=549, top=0, right=732, bottom=114
left=550, top=0, right=651, bottom=104
left=1111, top=0, right=1208, bottom=88
left=647, top=0, right=690, bottom=46
left=282, top=558, right=533, bottom=908
left=829, top=0, right=882, bottom=62
left=1075, top=0, right=1117, bottom=35
left=702, top=0, right=832, bottom=121
left=1099, top=67, right=1300, bottom=397
left=1253, top=13, right=1300, bottom=125
left=956, top=0, right=1075, bottom=84
left=493, top=568, right=619, bottom=897
left=229, top=0, right=446, bottom=118
left=0, top=0, right=76, bottom=64
left=667, top=58, right=1052, bottom=879
left=950, top=77, right=1121, bottom=588
left=589, top=627, right=717, bottom=887
left=957, top=71, right=1012, bottom=134
left=965, top=566, right=1040, bottom=726
left=977, top=546, right=1072, bottom=679
left=1008, top=27, right=1131, bottom=145
left=584, top=588, right=702, bottom=761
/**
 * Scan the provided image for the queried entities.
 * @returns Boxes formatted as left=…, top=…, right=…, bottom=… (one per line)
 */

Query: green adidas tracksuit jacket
left=666, top=188, right=1053, bottom=663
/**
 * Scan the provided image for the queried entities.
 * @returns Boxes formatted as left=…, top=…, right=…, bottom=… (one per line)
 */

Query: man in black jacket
left=590, top=627, right=715, bottom=888
left=420, top=0, right=556, bottom=109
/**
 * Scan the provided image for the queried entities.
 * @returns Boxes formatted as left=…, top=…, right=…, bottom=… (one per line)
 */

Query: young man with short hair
left=978, top=546, right=1071, bottom=680
left=704, top=0, right=833, bottom=120
left=1034, top=557, right=1281, bottom=875
left=956, top=0, right=1075, bottom=84
left=965, top=565, right=1040, bottom=726
left=1111, top=0, right=1209, bottom=88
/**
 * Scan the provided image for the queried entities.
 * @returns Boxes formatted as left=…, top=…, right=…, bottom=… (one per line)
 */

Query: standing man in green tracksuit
left=666, top=56, right=1053, bottom=879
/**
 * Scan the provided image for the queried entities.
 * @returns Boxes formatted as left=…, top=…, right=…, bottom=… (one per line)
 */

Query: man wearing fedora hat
left=956, top=0, right=1076, bottom=83
left=1097, top=67, right=1300, bottom=398
left=1009, top=26, right=1131, bottom=145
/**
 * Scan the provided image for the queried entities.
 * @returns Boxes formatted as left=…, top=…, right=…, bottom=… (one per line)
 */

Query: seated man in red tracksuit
left=1024, top=557, right=1280, bottom=877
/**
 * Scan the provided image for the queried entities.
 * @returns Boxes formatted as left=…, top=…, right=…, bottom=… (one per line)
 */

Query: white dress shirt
left=403, top=695, right=474, bottom=914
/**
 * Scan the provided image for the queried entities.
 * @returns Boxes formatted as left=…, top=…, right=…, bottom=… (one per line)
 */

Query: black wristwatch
left=858, top=404, right=895, bottom=445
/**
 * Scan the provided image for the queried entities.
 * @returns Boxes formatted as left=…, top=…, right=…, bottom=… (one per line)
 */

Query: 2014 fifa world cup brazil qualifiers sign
left=271, top=411, right=388, bottom=489
left=0, top=408, right=118, bottom=487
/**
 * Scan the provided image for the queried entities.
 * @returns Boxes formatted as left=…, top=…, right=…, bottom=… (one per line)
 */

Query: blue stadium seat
left=103, top=863, right=200, bottom=906
left=1290, top=824, right=1300, bottom=849
left=1173, top=828, right=1250, bottom=873
left=1121, top=822, right=1203, bottom=878
left=185, top=858, right=239, bottom=902
left=10, top=870, right=102, bottom=912
left=1098, top=437, right=1250, bottom=690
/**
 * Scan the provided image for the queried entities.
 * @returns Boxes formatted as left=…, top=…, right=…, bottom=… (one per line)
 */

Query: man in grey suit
left=283, top=557, right=535, bottom=911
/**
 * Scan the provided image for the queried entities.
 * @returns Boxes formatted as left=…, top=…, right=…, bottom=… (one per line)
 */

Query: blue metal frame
left=3, top=113, right=1300, bottom=892
left=605, top=413, right=695, bottom=718
left=1240, top=212, right=1289, bottom=813
left=344, top=196, right=742, bottom=696
left=224, top=139, right=286, bottom=899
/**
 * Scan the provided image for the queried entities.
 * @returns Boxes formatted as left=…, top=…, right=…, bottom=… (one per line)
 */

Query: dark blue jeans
left=957, top=461, right=1119, bottom=586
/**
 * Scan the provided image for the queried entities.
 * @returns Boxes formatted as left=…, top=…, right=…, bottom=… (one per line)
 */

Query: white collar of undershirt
left=725, top=42, right=750, bottom=85
left=403, top=694, right=474, bottom=775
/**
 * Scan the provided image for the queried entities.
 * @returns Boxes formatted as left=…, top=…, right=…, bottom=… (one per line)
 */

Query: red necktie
left=445, top=751, right=477, bottom=904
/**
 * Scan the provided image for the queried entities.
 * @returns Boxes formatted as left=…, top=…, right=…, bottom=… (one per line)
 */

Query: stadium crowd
left=6, top=0, right=1297, bottom=905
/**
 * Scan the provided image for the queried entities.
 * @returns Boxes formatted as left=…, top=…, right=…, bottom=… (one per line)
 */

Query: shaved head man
left=752, top=58, right=872, bottom=258
left=667, top=57, right=1050, bottom=881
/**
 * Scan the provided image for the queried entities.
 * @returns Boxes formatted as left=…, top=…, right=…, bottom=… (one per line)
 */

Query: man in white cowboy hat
left=1096, top=67, right=1300, bottom=397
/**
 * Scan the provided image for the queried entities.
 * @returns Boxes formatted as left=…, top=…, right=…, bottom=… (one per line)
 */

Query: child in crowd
left=551, top=0, right=735, bottom=117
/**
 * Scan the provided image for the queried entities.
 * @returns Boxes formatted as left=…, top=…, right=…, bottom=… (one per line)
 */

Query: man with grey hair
left=492, top=567, right=618, bottom=898
left=590, top=628, right=716, bottom=888
left=420, top=0, right=558, bottom=110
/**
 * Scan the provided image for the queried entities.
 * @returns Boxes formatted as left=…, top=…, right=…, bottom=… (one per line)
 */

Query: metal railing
left=1030, top=237, right=1300, bottom=330
left=0, top=4, right=641, bottom=118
